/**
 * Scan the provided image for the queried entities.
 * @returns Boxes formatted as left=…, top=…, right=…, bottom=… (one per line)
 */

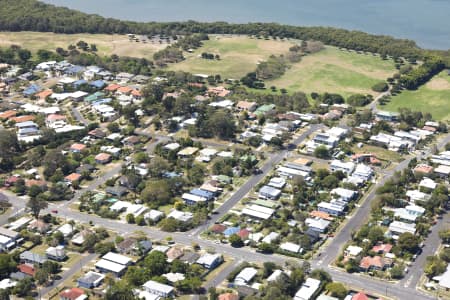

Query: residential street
left=2, top=126, right=450, bottom=300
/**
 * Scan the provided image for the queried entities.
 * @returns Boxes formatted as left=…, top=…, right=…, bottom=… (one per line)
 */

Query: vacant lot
left=0, top=31, right=167, bottom=58
left=381, top=71, right=450, bottom=121
left=169, top=35, right=295, bottom=79
left=268, top=47, right=397, bottom=98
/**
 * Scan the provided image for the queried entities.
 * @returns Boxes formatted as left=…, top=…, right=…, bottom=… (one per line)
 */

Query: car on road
left=51, top=209, right=58, bottom=214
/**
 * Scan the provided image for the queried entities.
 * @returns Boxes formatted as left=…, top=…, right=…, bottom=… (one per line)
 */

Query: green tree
left=105, top=281, right=134, bottom=300
left=314, top=145, right=330, bottom=159
left=424, top=256, right=447, bottom=278
left=143, top=251, right=168, bottom=276
left=229, top=234, right=243, bottom=247
left=326, top=282, right=348, bottom=299
left=397, top=232, right=419, bottom=254
left=26, top=197, right=48, bottom=219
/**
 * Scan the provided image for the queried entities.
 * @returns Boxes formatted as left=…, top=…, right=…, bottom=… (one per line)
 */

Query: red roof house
left=60, top=287, right=85, bottom=300
left=352, top=292, right=369, bottom=300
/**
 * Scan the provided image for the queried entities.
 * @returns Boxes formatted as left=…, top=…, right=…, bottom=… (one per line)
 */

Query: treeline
left=153, top=33, right=208, bottom=66
left=399, top=56, right=446, bottom=90
left=0, top=0, right=439, bottom=63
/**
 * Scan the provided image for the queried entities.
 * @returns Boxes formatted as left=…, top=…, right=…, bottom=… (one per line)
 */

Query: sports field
left=0, top=31, right=166, bottom=58
left=267, top=47, right=397, bottom=97
left=381, top=71, right=450, bottom=121
left=168, top=35, right=296, bottom=79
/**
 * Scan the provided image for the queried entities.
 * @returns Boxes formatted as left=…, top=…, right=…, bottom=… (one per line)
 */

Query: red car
left=51, top=209, right=58, bottom=214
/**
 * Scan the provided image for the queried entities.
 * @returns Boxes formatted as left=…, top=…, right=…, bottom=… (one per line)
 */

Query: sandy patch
left=426, top=78, right=450, bottom=90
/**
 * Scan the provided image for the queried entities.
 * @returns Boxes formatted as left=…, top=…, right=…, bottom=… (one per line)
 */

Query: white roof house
left=142, top=280, right=174, bottom=298
left=144, top=210, right=165, bottom=222
left=294, top=278, right=321, bottom=300
left=235, top=267, right=258, bottom=285
left=102, top=252, right=132, bottom=266
left=267, top=269, right=284, bottom=282
left=434, top=265, right=450, bottom=289
left=280, top=242, right=302, bottom=253
left=389, top=221, right=416, bottom=236
left=330, top=188, right=357, bottom=201
left=406, top=190, right=431, bottom=203
left=262, top=232, right=279, bottom=244
left=167, top=210, right=193, bottom=222
left=419, top=177, right=437, bottom=191
left=57, top=223, right=74, bottom=237
left=352, top=164, right=374, bottom=181
left=241, top=204, right=275, bottom=220
left=162, top=272, right=185, bottom=283
left=345, top=245, right=363, bottom=257
left=95, top=259, right=127, bottom=274
left=268, top=177, right=286, bottom=189
left=164, top=143, right=181, bottom=151
left=305, top=217, right=330, bottom=233
left=435, top=165, right=450, bottom=176
left=330, top=160, right=355, bottom=175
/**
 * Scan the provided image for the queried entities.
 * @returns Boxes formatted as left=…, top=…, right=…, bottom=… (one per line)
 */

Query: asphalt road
left=71, top=107, right=88, bottom=126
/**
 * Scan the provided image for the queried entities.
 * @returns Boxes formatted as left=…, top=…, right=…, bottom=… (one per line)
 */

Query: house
left=351, top=164, right=374, bottom=181
left=294, top=278, right=321, bottom=300
left=167, top=210, right=193, bottom=223
left=95, top=259, right=127, bottom=277
left=268, top=177, right=286, bottom=189
left=317, top=201, right=346, bottom=216
left=419, top=177, right=437, bottom=192
left=77, top=271, right=105, bottom=289
left=60, top=287, right=87, bottom=300
left=102, top=252, right=132, bottom=266
left=105, top=186, right=128, bottom=198
left=258, top=185, right=281, bottom=200
left=182, top=193, right=207, bottom=205
left=372, top=243, right=393, bottom=254
left=17, top=263, right=36, bottom=277
left=95, top=153, right=112, bottom=164
left=435, top=165, right=450, bottom=178
left=236, top=101, right=257, bottom=112
left=388, top=221, right=416, bottom=236
left=28, top=219, right=50, bottom=234
left=242, top=204, right=274, bottom=220
left=144, top=210, right=165, bottom=223
left=57, top=223, right=75, bottom=237
left=142, top=280, right=174, bottom=298
left=376, top=111, right=399, bottom=122
left=331, top=188, right=358, bottom=202
left=352, top=292, right=369, bottom=300
left=196, top=253, right=223, bottom=269
left=177, top=147, right=199, bottom=157
left=309, top=210, right=334, bottom=221
left=359, top=256, right=392, bottom=271
left=234, top=267, right=258, bottom=285
left=330, top=160, right=355, bottom=175
left=345, top=245, right=363, bottom=258
left=254, top=104, right=276, bottom=117
left=20, top=251, right=47, bottom=266
left=46, top=245, right=66, bottom=261
left=70, top=143, right=87, bottom=153
left=65, top=173, right=82, bottom=184
left=280, top=242, right=302, bottom=254
left=163, top=272, right=185, bottom=283
left=179, top=251, right=200, bottom=265
left=218, top=293, right=239, bottom=300
left=433, top=264, right=450, bottom=290
left=166, top=247, right=183, bottom=262
left=414, top=164, right=434, bottom=175
left=305, top=217, right=330, bottom=233
left=406, top=189, right=431, bottom=204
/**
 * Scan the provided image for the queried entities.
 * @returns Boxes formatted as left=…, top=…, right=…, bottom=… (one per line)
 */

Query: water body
left=42, top=0, right=450, bottom=50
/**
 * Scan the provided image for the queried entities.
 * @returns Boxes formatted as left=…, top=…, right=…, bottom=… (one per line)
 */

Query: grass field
left=267, top=47, right=397, bottom=97
left=168, top=35, right=296, bottom=79
left=0, top=31, right=167, bottom=58
left=381, top=71, right=450, bottom=121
